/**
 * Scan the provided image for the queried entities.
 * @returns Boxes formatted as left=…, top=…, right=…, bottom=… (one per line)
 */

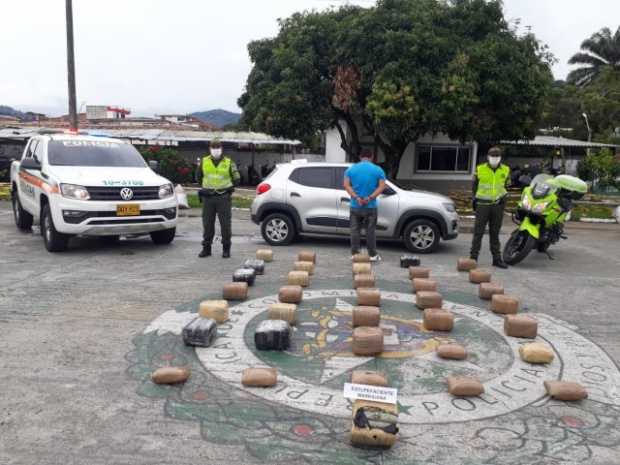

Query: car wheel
left=261, top=213, right=296, bottom=246
left=150, top=228, right=176, bottom=245
left=41, top=204, right=70, bottom=252
left=12, top=190, right=33, bottom=231
left=403, top=219, right=440, bottom=253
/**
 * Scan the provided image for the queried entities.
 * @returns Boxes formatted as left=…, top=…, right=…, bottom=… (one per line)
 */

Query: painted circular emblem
left=127, top=283, right=620, bottom=464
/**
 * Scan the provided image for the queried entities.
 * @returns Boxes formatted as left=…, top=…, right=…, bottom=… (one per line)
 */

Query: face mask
left=488, top=156, right=501, bottom=168
left=211, top=148, right=222, bottom=158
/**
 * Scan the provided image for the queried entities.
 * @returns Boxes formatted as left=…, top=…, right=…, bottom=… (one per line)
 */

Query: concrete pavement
left=1, top=202, right=620, bottom=465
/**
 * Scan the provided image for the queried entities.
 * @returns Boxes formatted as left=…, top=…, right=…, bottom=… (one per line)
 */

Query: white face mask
left=211, top=148, right=223, bottom=158
left=488, top=156, right=501, bottom=168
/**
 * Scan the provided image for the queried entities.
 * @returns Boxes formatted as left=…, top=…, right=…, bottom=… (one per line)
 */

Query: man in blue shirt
left=344, top=150, right=387, bottom=261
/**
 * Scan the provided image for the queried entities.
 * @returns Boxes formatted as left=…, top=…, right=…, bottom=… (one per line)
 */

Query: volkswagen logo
left=120, top=188, right=134, bottom=201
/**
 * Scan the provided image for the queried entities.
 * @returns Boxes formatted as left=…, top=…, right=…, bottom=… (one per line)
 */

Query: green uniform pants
left=470, top=202, right=505, bottom=260
left=202, top=193, right=232, bottom=248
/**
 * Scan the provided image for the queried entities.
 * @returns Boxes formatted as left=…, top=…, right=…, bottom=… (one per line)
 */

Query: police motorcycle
left=502, top=174, right=588, bottom=265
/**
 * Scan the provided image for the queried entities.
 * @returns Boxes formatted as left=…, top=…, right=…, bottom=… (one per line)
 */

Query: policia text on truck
left=197, top=139, right=241, bottom=259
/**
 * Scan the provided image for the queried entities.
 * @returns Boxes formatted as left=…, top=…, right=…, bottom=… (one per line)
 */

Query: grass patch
left=570, top=204, right=614, bottom=221
left=187, top=193, right=253, bottom=209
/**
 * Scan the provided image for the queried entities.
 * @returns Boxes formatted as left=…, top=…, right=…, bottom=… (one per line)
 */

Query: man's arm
left=344, top=176, right=367, bottom=206
left=196, top=157, right=204, bottom=184
left=366, top=179, right=386, bottom=202
left=230, top=160, right=241, bottom=187
left=472, top=174, right=478, bottom=210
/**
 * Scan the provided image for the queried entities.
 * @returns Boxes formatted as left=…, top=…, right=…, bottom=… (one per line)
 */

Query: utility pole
left=66, top=0, right=78, bottom=132
left=582, top=113, right=592, bottom=157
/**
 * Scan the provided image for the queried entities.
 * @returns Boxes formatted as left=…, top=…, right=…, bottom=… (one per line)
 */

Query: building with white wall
left=324, top=126, right=479, bottom=193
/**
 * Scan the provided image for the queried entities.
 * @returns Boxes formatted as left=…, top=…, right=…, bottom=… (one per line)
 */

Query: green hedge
left=187, top=193, right=253, bottom=209
left=139, top=147, right=194, bottom=184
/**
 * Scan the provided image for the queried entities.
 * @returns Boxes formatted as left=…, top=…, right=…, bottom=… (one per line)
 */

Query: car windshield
left=48, top=140, right=147, bottom=167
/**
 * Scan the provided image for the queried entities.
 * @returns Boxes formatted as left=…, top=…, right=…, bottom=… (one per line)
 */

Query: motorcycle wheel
left=503, top=230, right=537, bottom=265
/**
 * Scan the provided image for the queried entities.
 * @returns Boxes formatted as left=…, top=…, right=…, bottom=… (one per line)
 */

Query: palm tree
left=568, top=27, right=620, bottom=86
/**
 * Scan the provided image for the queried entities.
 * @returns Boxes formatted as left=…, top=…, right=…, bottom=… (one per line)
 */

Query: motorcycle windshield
left=553, top=175, right=588, bottom=194
left=530, top=174, right=557, bottom=199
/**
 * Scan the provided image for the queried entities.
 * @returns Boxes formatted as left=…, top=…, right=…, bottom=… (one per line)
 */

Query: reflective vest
left=476, top=163, right=510, bottom=202
left=202, top=156, right=233, bottom=190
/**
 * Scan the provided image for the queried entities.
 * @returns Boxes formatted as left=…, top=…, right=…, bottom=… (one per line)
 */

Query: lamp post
left=582, top=113, right=592, bottom=157
left=66, top=0, right=78, bottom=132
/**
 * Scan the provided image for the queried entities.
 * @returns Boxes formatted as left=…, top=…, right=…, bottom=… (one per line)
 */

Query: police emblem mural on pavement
left=126, top=280, right=620, bottom=464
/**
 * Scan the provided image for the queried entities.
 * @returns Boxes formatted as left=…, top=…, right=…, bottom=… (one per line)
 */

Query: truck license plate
left=116, top=204, right=140, bottom=216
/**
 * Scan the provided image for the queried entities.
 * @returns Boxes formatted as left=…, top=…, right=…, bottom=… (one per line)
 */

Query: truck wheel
left=150, top=228, right=176, bottom=245
left=41, top=204, right=70, bottom=252
left=12, top=191, right=33, bottom=231
left=403, top=219, right=440, bottom=253
left=261, top=213, right=296, bottom=246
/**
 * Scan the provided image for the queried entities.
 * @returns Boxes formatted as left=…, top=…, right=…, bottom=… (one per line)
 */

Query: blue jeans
left=350, top=208, right=378, bottom=256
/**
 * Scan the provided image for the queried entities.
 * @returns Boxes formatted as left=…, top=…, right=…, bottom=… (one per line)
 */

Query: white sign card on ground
left=343, top=383, right=398, bottom=404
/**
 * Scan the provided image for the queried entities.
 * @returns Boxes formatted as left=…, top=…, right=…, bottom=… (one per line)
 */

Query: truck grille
left=86, top=186, right=160, bottom=201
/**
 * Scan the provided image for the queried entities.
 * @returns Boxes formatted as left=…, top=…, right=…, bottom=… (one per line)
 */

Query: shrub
left=139, top=147, right=194, bottom=184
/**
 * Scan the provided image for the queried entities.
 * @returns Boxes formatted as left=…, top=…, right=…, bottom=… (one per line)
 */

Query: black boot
left=492, top=257, right=508, bottom=269
left=198, top=245, right=212, bottom=258
left=222, top=245, right=231, bottom=259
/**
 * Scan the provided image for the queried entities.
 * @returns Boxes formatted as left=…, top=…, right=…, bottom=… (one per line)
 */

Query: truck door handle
left=340, top=197, right=350, bottom=203
left=290, top=192, right=301, bottom=198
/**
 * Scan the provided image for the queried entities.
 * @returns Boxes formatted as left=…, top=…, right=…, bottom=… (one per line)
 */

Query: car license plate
left=116, top=204, right=140, bottom=216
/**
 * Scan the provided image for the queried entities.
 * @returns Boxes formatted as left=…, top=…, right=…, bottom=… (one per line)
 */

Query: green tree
left=577, top=149, right=620, bottom=190
left=139, top=147, right=193, bottom=184
left=568, top=27, right=620, bottom=87
left=239, top=0, right=554, bottom=177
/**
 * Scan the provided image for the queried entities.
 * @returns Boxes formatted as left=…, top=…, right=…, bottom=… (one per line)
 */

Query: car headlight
left=442, top=202, right=456, bottom=213
left=158, top=183, right=174, bottom=199
left=60, top=184, right=90, bottom=200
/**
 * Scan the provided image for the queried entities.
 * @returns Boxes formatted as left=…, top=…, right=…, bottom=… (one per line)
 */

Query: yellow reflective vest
left=202, top=156, right=235, bottom=191
left=475, top=163, right=510, bottom=202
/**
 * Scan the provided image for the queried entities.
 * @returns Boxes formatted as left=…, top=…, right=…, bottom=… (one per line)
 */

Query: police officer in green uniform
left=470, top=146, right=510, bottom=269
left=197, top=139, right=241, bottom=258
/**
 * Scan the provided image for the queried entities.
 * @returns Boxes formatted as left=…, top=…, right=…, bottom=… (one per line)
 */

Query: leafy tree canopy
left=568, top=27, right=620, bottom=87
left=542, top=68, right=620, bottom=143
left=239, top=0, right=554, bottom=176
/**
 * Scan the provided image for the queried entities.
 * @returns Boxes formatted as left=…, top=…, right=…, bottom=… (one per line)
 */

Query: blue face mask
left=211, top=148, right=223, bottom=158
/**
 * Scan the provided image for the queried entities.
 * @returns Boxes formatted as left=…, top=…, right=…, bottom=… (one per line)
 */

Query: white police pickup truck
left=10, top=133, right=178, bottom=252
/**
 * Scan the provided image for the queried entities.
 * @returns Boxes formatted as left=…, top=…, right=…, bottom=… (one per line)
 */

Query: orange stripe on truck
left=19, top=171, right=59, bottom=194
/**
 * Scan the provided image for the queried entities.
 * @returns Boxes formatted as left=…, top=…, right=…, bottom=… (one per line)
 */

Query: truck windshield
left=48, top=140, right=147, bottom=167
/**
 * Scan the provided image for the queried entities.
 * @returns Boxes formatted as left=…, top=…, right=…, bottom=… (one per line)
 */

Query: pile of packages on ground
left=150, top=249, right=588, bottom=450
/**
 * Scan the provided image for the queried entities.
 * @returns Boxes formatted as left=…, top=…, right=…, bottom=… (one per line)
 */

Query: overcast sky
left=1, top=0, right=618, bottom=117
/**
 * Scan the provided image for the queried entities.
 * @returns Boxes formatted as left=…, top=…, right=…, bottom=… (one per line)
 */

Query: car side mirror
left=382, top=187, right=396, bottom=196
left=21, top=157, right=41, bottom=171
left=148, top=160, right=159, bottom=172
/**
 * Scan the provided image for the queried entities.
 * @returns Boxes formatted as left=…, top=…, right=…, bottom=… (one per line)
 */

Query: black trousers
left=202, top=194, right=232, bottom=247
left=350, top=208, right=378, bottom=256
left=470, top=202, right=505, bottom=260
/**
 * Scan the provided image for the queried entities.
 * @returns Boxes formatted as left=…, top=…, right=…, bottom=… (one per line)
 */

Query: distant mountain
left=0, top=105, right=26, bottom=120
left=191, top=109, right=241, bottom=129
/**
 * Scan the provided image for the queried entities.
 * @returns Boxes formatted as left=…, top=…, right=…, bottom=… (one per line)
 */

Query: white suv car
left=251, top=162, right=458, bottom=253
left=10, top=134, right=178, bottom=252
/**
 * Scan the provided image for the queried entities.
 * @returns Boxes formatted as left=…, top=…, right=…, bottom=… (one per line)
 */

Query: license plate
left=116, top=204, right=140, bottom=216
